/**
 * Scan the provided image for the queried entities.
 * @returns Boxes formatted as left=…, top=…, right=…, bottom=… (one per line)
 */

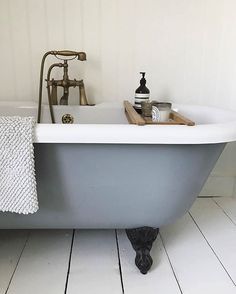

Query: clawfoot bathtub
left=0, top=101, right=236, bottom=274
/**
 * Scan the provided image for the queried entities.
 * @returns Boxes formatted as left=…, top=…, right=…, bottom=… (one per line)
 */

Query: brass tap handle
left=52, top=50, right=86, bottom=61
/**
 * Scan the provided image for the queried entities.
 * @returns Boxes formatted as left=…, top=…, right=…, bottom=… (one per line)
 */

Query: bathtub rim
left=35, top=122, right=236, bottom=144
left=0, top=101, right=236, bottom=144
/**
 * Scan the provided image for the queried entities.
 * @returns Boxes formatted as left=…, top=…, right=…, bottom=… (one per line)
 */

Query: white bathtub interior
left=0, top=101, right=236, bottom=125
left=41, top=104, right=129, bottom=124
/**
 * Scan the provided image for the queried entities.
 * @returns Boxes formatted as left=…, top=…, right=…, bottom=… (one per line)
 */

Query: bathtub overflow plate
left=62, top=114, right=74, bottom=124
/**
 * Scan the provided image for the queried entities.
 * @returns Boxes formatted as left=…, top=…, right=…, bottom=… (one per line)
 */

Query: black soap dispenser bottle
left=134, top=72, right=150, bottom=113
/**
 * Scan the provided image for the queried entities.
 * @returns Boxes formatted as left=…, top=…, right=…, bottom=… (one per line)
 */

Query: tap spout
left=60, top=92, right=69, bottom=105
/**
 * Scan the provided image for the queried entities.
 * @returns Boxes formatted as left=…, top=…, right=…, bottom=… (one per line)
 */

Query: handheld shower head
left=50, top=50, right=86, bottom=61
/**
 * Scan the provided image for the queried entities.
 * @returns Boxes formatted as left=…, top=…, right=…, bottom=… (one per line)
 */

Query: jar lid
left=152, top=102, right=172, bottom=109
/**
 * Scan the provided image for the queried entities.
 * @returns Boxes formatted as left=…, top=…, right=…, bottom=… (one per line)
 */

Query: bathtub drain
left=62, top=114, right=74, bottom=124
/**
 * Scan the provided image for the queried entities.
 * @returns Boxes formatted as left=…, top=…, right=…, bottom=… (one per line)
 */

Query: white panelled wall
left=0, top=0, right=236, bottom=196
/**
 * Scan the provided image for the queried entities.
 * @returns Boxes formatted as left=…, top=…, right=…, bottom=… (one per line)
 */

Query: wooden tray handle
left=124, top=101, right=146, bottom=126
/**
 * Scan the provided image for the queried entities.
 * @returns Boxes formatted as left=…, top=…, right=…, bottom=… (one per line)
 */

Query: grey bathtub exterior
left=0, top=143, right=225, bottom=229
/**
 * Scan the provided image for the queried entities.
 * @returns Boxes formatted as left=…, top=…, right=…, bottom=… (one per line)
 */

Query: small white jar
left=152, top=102, right=172, bottom=122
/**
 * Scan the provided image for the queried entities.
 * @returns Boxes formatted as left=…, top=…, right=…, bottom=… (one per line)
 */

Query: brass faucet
left=37, top=50, right=90, bottom=123
left=46, top=59, right=88, bottom=106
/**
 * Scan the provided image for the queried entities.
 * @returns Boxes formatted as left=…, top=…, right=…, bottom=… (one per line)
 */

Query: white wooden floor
left=1, top=197, right=236, bottom=294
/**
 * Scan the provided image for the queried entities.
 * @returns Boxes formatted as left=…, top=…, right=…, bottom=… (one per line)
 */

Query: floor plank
left=66, top=230, right=122, bottom=294
left=161, top=212, right=236, bottom=294
left=6, top=230, right=72, bottom=294
left=1, top=198, right=236, bottom=294
left=214, top=197, right=236, bottom=225
left=190, top=198, right=236, bottom=285
left=117, top=230, right=181, bottom=294
left=0, top=230, right=29, bottom=294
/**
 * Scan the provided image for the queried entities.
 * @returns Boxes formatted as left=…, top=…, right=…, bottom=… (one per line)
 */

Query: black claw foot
left=126, top=227, right=159, bottom=274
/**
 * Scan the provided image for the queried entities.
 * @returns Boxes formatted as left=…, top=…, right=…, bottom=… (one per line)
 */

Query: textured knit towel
left=0, top=117, right=38, bottom=214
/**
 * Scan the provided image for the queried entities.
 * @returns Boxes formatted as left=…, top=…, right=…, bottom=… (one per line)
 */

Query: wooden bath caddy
left=124, top=100, right=195, bottom=126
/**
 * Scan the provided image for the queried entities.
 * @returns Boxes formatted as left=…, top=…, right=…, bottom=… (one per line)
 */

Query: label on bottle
left=134, top=93, right=150, bottom=109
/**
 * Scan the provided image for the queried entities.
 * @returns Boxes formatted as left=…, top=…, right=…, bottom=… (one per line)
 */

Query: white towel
left=0, top=116, right=38, bottom=214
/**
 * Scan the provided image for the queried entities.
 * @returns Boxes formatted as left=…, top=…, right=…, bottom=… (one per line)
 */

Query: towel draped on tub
left=0, top=117, right=38, bottom=214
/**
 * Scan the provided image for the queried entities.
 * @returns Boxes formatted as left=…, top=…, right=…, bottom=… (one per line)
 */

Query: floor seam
left=159, top=233, right=183, bottom=294
left=5, top=230, right=31, bottom=294
left=64, top=229, right=75, bottom=294
left=212, top=198, right=236, bottom=226
left=115, top=230, right=125, bottom=294
left=188, top=211, right=236, bottom=287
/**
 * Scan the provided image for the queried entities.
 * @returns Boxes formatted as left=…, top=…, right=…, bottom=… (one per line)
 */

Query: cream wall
left=0, top=0, right=236, bottom=196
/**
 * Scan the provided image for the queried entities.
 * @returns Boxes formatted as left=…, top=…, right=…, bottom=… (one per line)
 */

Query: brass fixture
left=37, top=50, right=90, bottom=123
left=62, top=114, right=74, bottom=124
left=79, top=80, right=89, bottom=106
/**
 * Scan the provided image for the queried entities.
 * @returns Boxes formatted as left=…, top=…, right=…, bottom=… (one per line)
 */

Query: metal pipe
left=46, top=63, right=63, bottom=123
left=37, top=51, right=54, bottom=123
